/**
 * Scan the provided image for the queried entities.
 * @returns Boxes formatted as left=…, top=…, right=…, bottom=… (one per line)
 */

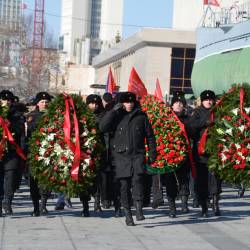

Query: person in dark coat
left=99, top=92, right=157, bottom=226
left=101, top=93, right=122, bottom=216
left=79, top=94, right=105, bottom=217
left=162, top=95, right=191, bottom=218
left=0, top=90, right=26, bottom=216
left=190, top=90, right=221, bottom=217
left=26, top=91, right=53, bottom=216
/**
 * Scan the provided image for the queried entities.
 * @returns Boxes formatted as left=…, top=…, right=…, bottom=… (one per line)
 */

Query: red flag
left=128, top=67, right=148, bottom=99
left=154, top=78, right=163, bottom=101
left=204, top=0, right=220, bottom=6
left=106, top=67, right=117, bottom=94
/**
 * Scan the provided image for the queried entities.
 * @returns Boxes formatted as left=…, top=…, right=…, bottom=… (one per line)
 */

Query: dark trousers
left=29, top=175, right=50, bottom=202
left=196, top=162, right=221, bottom=202
left=151, top=174, right=163, bottom=203
left=119, top=174, right=143, bottom=209
left=0, top=169, right=17, bottom=200
left=164, top=167, right=190, bottom=199
left=143, top=173, right=152, bottom=205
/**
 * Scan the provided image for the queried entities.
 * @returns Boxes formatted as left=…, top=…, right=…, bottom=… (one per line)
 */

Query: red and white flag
left=154, top=78, right=163, bottom=101
left=128, top=67, right=148, bottom=99
left=204, top=0, right=220, bottom=6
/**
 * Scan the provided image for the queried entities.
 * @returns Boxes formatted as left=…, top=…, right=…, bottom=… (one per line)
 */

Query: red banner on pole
left=128, top=67, right=148, bottom=99
left=154, top=78, right=164, bottom=102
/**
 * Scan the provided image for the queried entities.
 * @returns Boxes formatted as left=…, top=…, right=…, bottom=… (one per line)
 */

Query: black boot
left=114, top=200, right=122, bottom=218
left=31, top=199, right=40, bottom=217
left=135, top=201, right=145, bottom=221
left=124, top=207, right=135, bottom=226
left=4, top=196, right=13, bottom=215
left=81, top=200, right=90, bottom=217
left=212, top=195, right=221, bottom=216
left=151, top=199, right=164, bottom=209
left=168, top=197, right=176, bottom=218
left=192, top=198, right=199, bottom=208
left=181, top=196, right=189, bottom=213
left=0, top=200, right=2, bottom=217
left=40, top=196, right=48, bottom=215
left=200, top=200, right=208, bottom=217
left=94, top=196, right=102, bottom=213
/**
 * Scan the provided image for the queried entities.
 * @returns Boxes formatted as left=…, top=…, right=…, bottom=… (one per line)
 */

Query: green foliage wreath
left=28, top=94, right=103, bottom=197
left=206, top=84, right=250, bottom=186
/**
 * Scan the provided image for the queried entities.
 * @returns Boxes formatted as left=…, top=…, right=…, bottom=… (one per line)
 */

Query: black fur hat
left=0, top=90, right=15, bottom=101
left=103, top=92, right=113, bottom=103
left=200, top=90, right=216, bottom=102
left=86, top=94, right=102, bottom=105
left=171, top=95, right=187, bottom=106
left=119, top=92, right=136, bottom=103
left=173, top=90, right=185, bottom=97
left=34, top=92, right=53, bottom=105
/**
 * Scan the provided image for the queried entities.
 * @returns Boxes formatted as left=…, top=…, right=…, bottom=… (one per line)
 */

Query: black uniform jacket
left=1, top=105, right=26, bottom=170
left=99, top=105, right=157, bottom=178
left=189, top=105, right=211, bottom=163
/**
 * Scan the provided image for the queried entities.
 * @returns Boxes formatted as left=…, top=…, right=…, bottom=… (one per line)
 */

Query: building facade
left=0, top=0, right=22, bottom=31
left=92, top=28, right=196, bottom=97
left=59, top=0, right=123, bottom=66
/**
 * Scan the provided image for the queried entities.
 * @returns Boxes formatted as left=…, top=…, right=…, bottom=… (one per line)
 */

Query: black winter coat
left=189, top=105, right=211, bottom=163
left=1, top=105, right=26, bottom=170
left=26, top=107, right=43, bottom=138
left=99, top=105, right=157, bottom=178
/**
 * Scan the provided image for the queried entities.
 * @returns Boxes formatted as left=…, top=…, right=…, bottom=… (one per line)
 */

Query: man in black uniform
left=79, top=94, right=105, bottom=217
left=0, top=90, right=25, bottom=216
left=99, top=92, right=157, bottom=226
left=163, top=94, right=191, bottom=218
left=26, top=91, right=52, bottom=216
left=190, top=90, right=221, bottom=217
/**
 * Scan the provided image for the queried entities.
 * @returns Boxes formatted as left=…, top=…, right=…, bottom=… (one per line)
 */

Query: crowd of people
left=0, top=88, right=228, bottom=226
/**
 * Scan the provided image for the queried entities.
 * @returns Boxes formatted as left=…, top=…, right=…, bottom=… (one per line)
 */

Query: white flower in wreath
left=246, top=157, right=250, bottom=162
left=216, top=128, right=225, bottom=135
left=225, top=128, right=233, bottom=136
left=235, top=160, right=240, bottom=164
left=231, top=108, right=239, bottom=116
left=84, top=139, right=91, bottom=146
left=221, top=153, right=227, bottom=162
left=44, top=158, right=51, bottom=166
left=81, top=131, right=88, bottom=137
left=238, top=125, right=245, bottom=133
left=247, top=143, right=250, bottom=149
left=39, top=147, right=46, bottom=156
left=54, top=144, right=64, bottom=156
left=47, top=133, right=56, bottom=141
left=235, top=143, right=241, bottom=150
left=41, top=140, right=49, bottom=147
left=244, top=107, right=250, bottom=114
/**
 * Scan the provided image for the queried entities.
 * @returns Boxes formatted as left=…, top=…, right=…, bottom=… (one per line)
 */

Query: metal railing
left=202, top=1, right=250, bottom=27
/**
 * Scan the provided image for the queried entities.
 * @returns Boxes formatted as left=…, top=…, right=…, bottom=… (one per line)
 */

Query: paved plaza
left=1, top=184, right=250, bottom=250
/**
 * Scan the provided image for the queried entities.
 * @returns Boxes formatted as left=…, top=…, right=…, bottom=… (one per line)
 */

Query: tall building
left=59, top=0, right=124, bottom=66
left=0, top=0, right=23, bottom=68
left=172, top=0, right=249, bottom=30
left=0, top=0, right=22, bottom=31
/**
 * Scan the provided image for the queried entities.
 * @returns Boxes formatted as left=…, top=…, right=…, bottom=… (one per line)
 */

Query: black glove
left=113, top=103, right=123, bottom=111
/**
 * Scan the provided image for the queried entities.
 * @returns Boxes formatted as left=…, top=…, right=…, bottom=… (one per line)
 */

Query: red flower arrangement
left=141, top=95, right=189, bottom=174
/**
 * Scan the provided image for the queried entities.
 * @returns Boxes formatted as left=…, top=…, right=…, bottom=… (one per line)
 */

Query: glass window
left=170, top=48, right=196, bottom=95
left=171, top=59, right=183, bottom=78
left=185, top=49, right=196, bottom=59
left=172, top=48, right=184, bottom=58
